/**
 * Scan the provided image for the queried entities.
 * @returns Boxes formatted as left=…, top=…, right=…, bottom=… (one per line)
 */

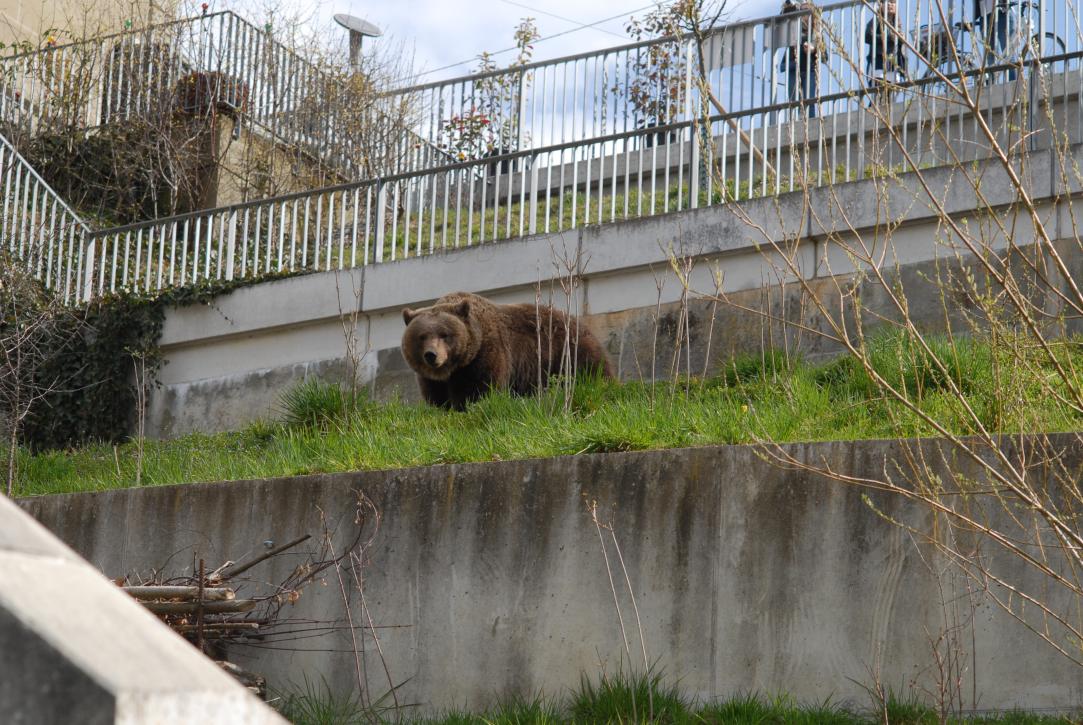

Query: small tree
left=438, top=18, right=540, bottom=162
left=0, top=256, right=78, bottom=496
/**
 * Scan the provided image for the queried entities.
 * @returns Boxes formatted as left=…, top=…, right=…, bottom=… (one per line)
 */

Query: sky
left=275, top=0, right=781, bottom=85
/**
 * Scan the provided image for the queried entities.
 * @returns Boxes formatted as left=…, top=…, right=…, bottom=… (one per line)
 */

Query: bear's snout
left=421, top=339, right=449, bottom=369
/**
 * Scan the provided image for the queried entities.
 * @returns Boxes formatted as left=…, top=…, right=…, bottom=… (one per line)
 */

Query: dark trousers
left=787, top=53, right=819, bottom=117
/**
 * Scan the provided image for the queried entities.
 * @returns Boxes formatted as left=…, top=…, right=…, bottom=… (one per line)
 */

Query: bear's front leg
left=417, top=376, right=452, bottom=409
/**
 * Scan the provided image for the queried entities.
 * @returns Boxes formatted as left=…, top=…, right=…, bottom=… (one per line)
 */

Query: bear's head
left=401, top=298, right=480, bottom=381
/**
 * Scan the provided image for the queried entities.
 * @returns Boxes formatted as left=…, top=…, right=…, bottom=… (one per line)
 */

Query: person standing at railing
left=976, top=0, right=1019, bottom=81
left=864, top=0, right=908, bottom=104
left=781, top=0, right=825, bottom=117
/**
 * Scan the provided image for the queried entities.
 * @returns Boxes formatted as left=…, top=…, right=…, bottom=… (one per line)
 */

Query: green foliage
left=16, top=334, right=1083, bottom=495
left=698, top=692, right=865, bottom=724
left=20, top=290, right=164, bottom=450
left=15, top=274, right=293, bottom=452
left=274, top=677, right=372, bottom=725
left=568, top=669, right=689, bottom=723
left=416, top=696, right=561, bottom=725
left=714, top=348, right=794, bottom=388
left=22, top=121, right=204, bottom=227
left=273, top=675, right=1080, bottom=724
left=863, top=331, right=994, bottom=400
left=279, top=379, right=369, bottom=429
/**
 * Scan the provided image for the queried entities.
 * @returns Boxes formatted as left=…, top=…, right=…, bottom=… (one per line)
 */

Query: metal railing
left=68, top=44, right=1083, bottom=304
left=0, top=11, right=445, bottom=179
left=0, top=131, right=91, bottom=302
left=3, top=0, right=1076, bottom=198
left=385, top=0, right=1081, bottom=157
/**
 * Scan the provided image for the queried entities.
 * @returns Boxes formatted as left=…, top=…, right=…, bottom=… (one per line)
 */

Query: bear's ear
left=402, top=307, right=418, bottom=325
left=450, top=299, right=470, bottom=319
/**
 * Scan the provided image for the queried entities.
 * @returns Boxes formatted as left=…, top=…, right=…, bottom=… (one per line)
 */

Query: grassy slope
left=274, top=671, right=1081, bottom=724
left=16, top=334, right=1083, bottom=497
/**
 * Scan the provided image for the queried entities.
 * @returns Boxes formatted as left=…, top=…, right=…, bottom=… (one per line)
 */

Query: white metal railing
left=69, top=46, right=1083, bottom=304
left=0, top=11, right=445, bottom=179
left=0, top=131, right=91, bottom=301
left=3, top=0, right=1075, bottom=196
left=386, top=0, right=1079, bottom=159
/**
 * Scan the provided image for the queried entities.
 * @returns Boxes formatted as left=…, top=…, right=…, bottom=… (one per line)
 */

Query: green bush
left=279, top=379, right=369, bottom=429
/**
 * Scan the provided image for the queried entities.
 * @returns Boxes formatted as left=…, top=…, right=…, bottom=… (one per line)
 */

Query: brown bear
left=401, top=291, right=613, bottom=410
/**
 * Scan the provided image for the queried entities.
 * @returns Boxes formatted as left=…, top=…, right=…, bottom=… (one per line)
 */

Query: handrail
left=0, top=127, right=92, bottom=303
left=374, top=0, right=1081, bottom=170
left=386, top=5, right=832, bottom=94
left=91, top=42, right=1082, bottom=240
left=0, top=132, right=90, bottom=234
left=70, top=46, right=1082, bottom=303
left=0, top=10, right=441, bottom=181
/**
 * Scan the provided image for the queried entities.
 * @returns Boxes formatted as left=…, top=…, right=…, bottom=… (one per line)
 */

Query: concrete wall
left=147, top=142, right=1079, bottom=437
left=21, top=437, right=1083, bottom=714
left=0, top=0, right=170, bottom=46
left=0, top=493, right=285, bottom=724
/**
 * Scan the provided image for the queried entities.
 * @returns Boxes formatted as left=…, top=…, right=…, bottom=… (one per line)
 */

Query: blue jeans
left=786, top=53, right=819, bottom=117
left=985, top=6, right=1018, bottom=82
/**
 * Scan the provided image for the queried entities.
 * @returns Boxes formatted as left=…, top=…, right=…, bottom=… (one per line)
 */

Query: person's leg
left=998, top=7, right=1018, bottom=81
left=806, top=57, right=819, bottom=117
left=787, top=54, right=800, bottom=105
left=805, top=57, right=818, bottom=116
left=984, top=11, right=998, bottom=81
left=984, top=7, right=1019, bottom=82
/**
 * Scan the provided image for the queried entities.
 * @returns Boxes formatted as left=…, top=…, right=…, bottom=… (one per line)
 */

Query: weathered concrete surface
left=146, top=142, right=1082, bottom=437
left=21, top=438, right=1083, bottom=714
left=0, top=493, right=286, bottom=724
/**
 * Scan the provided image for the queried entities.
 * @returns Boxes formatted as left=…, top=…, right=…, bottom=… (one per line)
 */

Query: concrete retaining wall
left=21, top=437, right=1083, bottom=714
left=147, top=141, right=1083, bottom=437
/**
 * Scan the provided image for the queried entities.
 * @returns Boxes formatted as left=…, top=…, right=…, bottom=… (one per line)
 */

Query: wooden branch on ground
left=142, top=599, right=258, bottom=615
left=123, top=585, right=236, bottom=601
left=173, top=622, right=261, bottom=633
left=219, top=534, right=311, bottom=580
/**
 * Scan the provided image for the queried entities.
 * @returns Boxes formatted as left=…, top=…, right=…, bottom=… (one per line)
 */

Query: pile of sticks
left=123, top=583, right=260, bottom=639
left=117, top=534, right=312, bottom=650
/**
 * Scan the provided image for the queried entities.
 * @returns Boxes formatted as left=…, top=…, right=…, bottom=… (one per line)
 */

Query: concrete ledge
left=20, top=436, right=1083, bottom=715
left=0, top=494, right=285, bottom=724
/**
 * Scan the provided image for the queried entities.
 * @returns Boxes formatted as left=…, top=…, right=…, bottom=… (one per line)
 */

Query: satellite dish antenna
left=334, top=13, right=382, bottom=73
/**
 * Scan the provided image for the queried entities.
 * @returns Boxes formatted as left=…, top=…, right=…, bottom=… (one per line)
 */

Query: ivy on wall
left=17, top=273, right=296, bottom=451
left=20, top=292, right=164, bottom=449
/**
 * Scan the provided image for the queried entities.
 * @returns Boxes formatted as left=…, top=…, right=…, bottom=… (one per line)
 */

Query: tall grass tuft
left=279, top=379, right=370, bottom=429
left=567, top=669, right=689, bottom=723
left=273, top=677, right=373, bottom=725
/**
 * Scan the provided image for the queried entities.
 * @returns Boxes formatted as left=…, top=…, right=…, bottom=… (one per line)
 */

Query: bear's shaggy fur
left=401, top=291, right=613, bottom=410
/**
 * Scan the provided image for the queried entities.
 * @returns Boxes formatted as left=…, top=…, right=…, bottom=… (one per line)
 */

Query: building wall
left=0, top=0, right=172, bottom=50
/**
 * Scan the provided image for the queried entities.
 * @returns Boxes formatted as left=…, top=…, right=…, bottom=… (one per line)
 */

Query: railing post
left=375, top=181, right=386, bottom=263
left=81, top=235, right=96, bottom=303
left=225, top=210, right=238, bottom=280
left=690, top=121, right=700, bottom=210
left=528, top=154, right=538, bottom=236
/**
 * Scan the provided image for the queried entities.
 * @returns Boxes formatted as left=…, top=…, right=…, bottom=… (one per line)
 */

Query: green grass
left=13, top=332, right=1083, bottom=497
left=275, top=670, right=1081, bottom=724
